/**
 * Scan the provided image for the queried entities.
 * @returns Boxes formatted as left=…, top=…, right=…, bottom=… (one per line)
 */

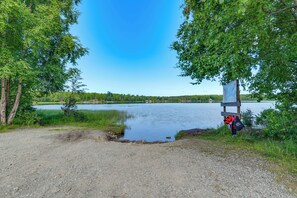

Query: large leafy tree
left=172, top=0, right=297, bottom=107
left=0, top=0, right=87, bottom=125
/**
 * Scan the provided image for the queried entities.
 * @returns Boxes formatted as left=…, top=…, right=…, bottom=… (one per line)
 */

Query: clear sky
left=71, top=0, right=224, bottom=96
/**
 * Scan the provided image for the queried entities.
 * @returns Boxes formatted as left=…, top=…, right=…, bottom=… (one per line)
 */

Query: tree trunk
left=7, top=80, right=22, bottom=125
left=0, top=29, right=7, bottom=125
left=1, top=79, right=7, bottom=124
left=6, top=79, right=10, bottom=113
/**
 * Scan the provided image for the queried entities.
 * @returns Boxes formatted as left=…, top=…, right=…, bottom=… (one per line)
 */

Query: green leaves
left=0, top=0, right=87, bottom=123
left=172, top=0, right=297, bottom=107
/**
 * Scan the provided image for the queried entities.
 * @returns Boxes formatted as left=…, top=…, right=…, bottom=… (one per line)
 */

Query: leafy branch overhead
left=172, top=0, right=297, bottom=105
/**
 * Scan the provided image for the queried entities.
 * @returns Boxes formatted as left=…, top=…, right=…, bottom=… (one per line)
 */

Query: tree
left=106, top=91, right=113, bottom=101
left=0, top=0, right=87, bottom=125
left=62, top=69, right=86, bottom=115
left=172, top=0, right=297, bottom=107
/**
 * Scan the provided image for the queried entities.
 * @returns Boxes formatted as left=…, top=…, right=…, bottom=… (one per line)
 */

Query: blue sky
left=71, top=0, right=223, bottom=96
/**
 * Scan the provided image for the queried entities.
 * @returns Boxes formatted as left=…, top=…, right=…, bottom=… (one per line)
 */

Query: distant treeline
left=34, top=92, right=258, bottom=104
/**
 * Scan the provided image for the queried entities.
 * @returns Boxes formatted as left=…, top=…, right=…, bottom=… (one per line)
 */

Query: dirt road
left=0, top=127, right=294, bottom=198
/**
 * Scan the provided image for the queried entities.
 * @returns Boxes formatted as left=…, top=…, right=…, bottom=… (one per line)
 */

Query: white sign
left=223, top=80, right=237, bottom=103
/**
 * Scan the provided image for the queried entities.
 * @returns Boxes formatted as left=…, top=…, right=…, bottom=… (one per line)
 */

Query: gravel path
left=0, top=127, right=294, bottom=198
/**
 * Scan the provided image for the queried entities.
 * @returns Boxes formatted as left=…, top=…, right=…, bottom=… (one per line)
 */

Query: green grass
left=33, top=102, right=63, bottom=105
left=198, top=126, right=297, bottom=163
left=175, top=130, right=186, bottom=140
left=191, top=125, right=297, bottom=193
left=1, top=110, right=130, bottom=135
left=36, top=110, right=130, bottom=135
left=0, top=125, right=20, bottom=133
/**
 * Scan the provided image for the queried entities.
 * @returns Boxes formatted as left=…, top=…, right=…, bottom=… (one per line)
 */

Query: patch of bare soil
left=57, top=129, right=107, bottom=142
left=111, top=139, right=168, bottom=144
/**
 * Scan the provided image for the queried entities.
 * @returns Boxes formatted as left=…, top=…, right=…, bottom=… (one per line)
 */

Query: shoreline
left=34, top=101, right=275, bottom=106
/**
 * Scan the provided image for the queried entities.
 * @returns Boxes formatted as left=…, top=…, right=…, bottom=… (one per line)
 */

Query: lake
left=35, top=102, right=274, bottom=142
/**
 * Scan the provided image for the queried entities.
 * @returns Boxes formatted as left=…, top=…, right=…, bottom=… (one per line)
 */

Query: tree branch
left=277, top=19, right=297, bottom=23
left=271, top=5, right=297, bottom=15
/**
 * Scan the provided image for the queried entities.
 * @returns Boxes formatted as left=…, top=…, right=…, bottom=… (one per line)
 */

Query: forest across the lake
left=34, top=92, right=259, bottom=104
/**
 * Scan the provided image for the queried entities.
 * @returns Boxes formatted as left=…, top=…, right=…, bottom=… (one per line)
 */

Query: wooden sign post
left=221, top=80, right=241, bottom=119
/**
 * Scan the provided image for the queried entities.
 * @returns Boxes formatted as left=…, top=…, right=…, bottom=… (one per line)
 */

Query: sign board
left=221, top=80, right=241, bottom=119
left=223, top=80, right=237, bottom=103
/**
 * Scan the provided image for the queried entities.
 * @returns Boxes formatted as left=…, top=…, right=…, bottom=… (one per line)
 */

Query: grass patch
left=175, top=130, right=186, bottom=140
left=0, top=125, right=20, bottom=133
left=194, top=125, right=297, bottom=193
left=33, top=102, right=63, bottom=105
left=36, top=110, right=130, bottom=135
left=0, top=110, right=130, bottom=136
left=199, top=126, right=297, bottom=164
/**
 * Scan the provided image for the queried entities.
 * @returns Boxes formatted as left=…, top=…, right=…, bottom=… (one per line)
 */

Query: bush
left=175, top=130, right=186, bottom=140
left=13, top=108, right=40, bottom=126
left=242, top=109, right=253, bottom=127
left=256, top=108, right=297, bottom=142
left=62, top=69, right=86, bottom=116
left=61, top=95, right=78, bottom=116
left=72, top=111, right=86, bottom=122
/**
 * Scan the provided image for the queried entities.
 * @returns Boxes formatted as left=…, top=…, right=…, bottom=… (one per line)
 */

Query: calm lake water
left=35, top=103, right=274, bottom=142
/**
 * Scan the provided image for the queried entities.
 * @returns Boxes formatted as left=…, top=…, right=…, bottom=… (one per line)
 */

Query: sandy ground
left=0, top=127, right=295, bottom=198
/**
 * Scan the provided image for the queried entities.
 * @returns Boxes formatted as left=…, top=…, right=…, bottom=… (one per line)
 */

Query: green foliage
left=241, top=109, right=253, bottom=127
left=36, top=110, right=129, bottom=135
left=0, top=0, right=87, bottom=124
left=62, top=69, right=86, bottom=115
left=198, top=127, right=297, bottom=174
left=0, top=109, right=129, bottom=135
left=175, top=130, right=186, bottom=140
left=256, top=109, right=276, bottom=126
left=173, top=0, right=296, bottom=142
left=172, top=0, right=297, bottom=106
left=35, top=92, right=257, bottom=104
left=253, top=139, right=297, bottom=160
left=13, top=109, right=40, bottom=126
left=256, top=106, right=297, bottom=142
left=0, top=0, right=87, bottom=87
left=62, top=96, right=78, bottom=115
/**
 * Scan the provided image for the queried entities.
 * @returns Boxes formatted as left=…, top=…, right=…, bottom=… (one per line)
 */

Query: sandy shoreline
left=0, top=127, right=294, bottom=197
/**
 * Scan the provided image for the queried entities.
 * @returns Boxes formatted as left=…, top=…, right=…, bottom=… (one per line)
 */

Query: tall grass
left=0, top=110, right=130, bottom=135
left=36, top=110, right=130, bottom=135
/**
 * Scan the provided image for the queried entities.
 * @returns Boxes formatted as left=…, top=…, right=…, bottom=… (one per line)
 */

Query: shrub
left=61, top=95, right=78, bottom=116
left=256, top=108, right=297, bottom=142
left=13, top=108, right=40, bottom=126
left=175, top=130, right=186, bottom=140
left=62, top=69, right=86, bottom=116
left=242, top=109, right=253, bottom=127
